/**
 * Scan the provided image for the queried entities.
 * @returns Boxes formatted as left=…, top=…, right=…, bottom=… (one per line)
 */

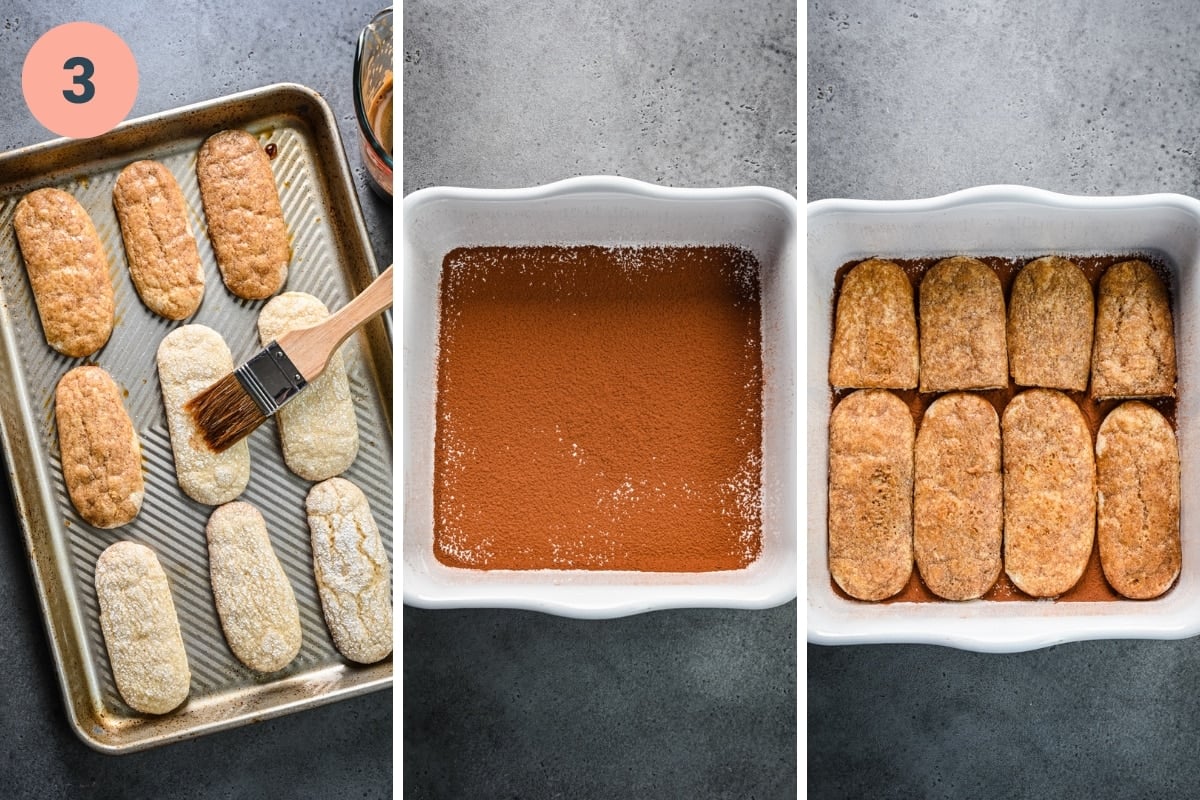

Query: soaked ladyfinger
left=13, top=187, right=114, bottom=357
left=1003, top=389, right=1096, bottom=597
left=112, top=160, right=205, bottom=319
left=1007, top=256, right=1093, bottom=391
left=55, top=365, right=143, bottom=528
left=1096, top=402, right=1181, bottom=599
left=919, top=256, right=1007, bottom=393
left=829, top=258, right=919, bottom=389
left=913, top=393, right=1002, bottom=600
left=827, top=389, right=914, bottom=601
left=196, top=130, right=290, bottom=300
left=1091, top=260, right=1176, bottom=399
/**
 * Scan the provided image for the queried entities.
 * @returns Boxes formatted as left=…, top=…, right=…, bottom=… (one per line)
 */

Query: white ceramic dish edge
left=402, top=176, right=798, bottom=618
left=808, top=184, right=1200, bottom=653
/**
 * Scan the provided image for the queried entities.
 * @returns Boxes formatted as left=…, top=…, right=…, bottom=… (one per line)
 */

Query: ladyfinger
left=258, top=292, right=359, bottom=480
left=55, top=366, right=143, bottom=528
left=829, top=258, right=918, bottom=389
left=196, top=130, right=290, bottom=300
left=13, top=187, right=114, bottom=357
left=95, top=541, right=190, bottom=715
left=156, top=324, right=250, bottom=505
left=1091, top=260, right=1176, bottom=400
left=1007, top=256, right=1093, bottom=391
left=112, top=160, right=205, bottom=320
left=207, top=502, right=302, bottom=672
left=827, top=389, right=914, bottom=601
left=306, top=477, right=392, bottom=664
left=918, top=256, right=1007, bottom=393
left=1003, top=389, right=1096, bottom=597
left=1096, top=402, right=1181, bottom=599
left=913, top=392, right=1002, bottom=601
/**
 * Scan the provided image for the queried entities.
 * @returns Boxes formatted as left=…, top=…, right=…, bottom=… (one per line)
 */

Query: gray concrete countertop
left=809, top=1, right=1200, bottom=797
left=404, top=1, right=796, bottom=798
left=0, top=2, right=391, bottom=797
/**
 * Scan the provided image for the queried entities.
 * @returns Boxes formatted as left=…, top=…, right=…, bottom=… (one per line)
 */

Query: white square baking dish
left=402, top=176, right=797, bottom=617
left=808, top=184, right=1200, bottom=652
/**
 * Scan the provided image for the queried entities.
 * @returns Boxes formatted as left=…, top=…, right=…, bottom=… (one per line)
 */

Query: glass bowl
left=353, top=7, right=393, bottom=197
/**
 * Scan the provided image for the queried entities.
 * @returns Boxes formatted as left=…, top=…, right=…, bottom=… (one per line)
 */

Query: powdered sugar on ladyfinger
left=95, top=541, right=191, bottom=715
left=258, top=292, right=359, bottom=480
left=207, top=501, right=302, bottom=672
left=306, top=477, right=391, bottom=664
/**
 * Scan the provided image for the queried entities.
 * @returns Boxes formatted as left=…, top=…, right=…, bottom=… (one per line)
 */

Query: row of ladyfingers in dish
left=830, top=255, right=1176, bottom=399
left=828, top=388, right=1180, bottom=603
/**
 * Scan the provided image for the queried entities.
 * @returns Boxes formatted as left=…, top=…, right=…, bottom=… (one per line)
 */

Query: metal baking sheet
left=0, top=83, right=392, bottom=753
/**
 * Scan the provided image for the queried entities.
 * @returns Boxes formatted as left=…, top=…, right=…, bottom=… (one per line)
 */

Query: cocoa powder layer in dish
left=434, top=245, right=763, bottom=572
left=828, top=253, right=1177, bottom=603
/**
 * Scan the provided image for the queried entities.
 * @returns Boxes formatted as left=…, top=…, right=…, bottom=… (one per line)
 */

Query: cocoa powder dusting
left=830, top=253, right=1178, bottom=603
left=435, top=245, right=764, bottom=571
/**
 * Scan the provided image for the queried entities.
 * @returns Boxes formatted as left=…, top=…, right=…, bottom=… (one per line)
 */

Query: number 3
left=62, top=56, right=95, bottom=104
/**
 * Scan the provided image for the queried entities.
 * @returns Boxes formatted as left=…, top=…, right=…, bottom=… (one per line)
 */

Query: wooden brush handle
left=278, top=264, right=394, bottom=381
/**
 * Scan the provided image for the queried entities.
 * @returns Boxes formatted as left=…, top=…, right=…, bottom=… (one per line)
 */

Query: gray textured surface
left=404, top=1, right=796, bottom=798
left=809, top=1, right=1200, bottom=798
left=0, top=2, right=391, bottom=796
left=404, top=0, right=797, bottom=193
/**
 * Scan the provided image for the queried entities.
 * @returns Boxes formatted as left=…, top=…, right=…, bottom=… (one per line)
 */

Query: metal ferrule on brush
left=234, top=341, right=307, bottom=416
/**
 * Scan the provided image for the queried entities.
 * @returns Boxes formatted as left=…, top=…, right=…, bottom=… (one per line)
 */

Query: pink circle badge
left=22, top=22, right=138, bottom=139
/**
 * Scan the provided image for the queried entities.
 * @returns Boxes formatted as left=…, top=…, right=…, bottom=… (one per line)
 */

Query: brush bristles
left=185, top=373, right=268, bottom=453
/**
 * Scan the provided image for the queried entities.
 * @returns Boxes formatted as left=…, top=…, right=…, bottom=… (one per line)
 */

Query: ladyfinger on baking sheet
left=196, top=129, right=290, bottom=300
left=112, top=160, right=205, bottom=320
left=306, top=477, right=392, bottom=664
left=13, top=187, right=115, bottom=357
left=257, top=292, right=359, bottom=480
left=95, top=541, right=191, bottom=715
left=827, top=389, right=914, bottom=602
left=1091, top=259, right=1176, bottom=400
left=207, top=501, right=302, bottom=672
left=156, top=324, right=250, bottom=505
left=829, top=258, right=918, bottom=390
left=55, top=365, right=143, bottom=529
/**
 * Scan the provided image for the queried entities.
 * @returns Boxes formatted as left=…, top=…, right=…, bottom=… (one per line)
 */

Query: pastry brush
left=186, top=264, right=393, bottom=453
